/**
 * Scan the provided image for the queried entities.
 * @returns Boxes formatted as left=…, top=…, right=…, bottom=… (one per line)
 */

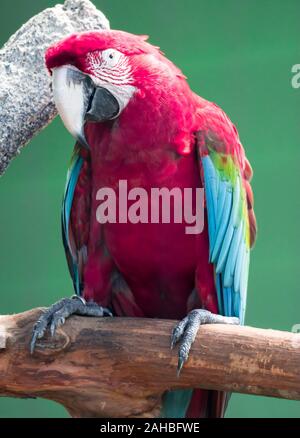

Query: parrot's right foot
left=30, top=296, right=112, bottom=353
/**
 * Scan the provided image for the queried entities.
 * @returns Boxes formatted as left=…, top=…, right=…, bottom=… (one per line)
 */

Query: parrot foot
left=171, top=309, right=239, bottom=375
left=30, top=295, right=112, bottom=353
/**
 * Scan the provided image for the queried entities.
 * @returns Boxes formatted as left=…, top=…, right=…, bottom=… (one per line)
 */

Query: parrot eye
left=101, top=49, right=122, bottom=67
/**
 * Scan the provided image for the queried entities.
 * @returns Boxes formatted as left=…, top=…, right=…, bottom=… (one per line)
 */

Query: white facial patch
left=86, top=49, right=136, bottom=115
left=52, top=65, right=88, bottom=139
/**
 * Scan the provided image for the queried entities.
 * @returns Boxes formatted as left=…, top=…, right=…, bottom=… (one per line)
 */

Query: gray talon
left=171, top=316, right=188, bottom=349
left=30, top=312, right=52, bottom=354
left=50, top=314, right=65, bottom=337
left=30, top=296, right=112, bottom=353
left=171, top=309, right=239, bottom=375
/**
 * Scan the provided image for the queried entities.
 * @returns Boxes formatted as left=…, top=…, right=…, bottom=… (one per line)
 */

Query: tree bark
left=0, top=308, right=299, bottom=418
left=0, top=0, right=109, bottom=175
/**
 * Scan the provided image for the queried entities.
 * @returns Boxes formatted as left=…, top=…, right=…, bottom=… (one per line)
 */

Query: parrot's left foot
left=171, top=309, right=239, bottom=375
left=30, top=296, right=112, bottom=353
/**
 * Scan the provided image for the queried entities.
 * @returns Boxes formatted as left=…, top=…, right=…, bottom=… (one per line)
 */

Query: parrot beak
left=52, top=66, right=120, bottom=148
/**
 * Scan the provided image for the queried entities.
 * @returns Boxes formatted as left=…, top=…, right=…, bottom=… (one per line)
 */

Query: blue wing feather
left=62, top=150, right=83, bottom=296
left=216, top=180, right=227, bottom=229
left=201, top=155, right=250, bottom=323
left=216, top=176, right=240, bottom=273
left=224, top=221, right=242, bottom=287
left=202, top=158, right=217, bottom=257
left=211, top=185, right=232, bottom=263
left=215, top=273, right=224, bottom=316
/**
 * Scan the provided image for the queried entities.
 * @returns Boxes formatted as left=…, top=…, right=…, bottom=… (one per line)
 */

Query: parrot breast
left=83, top=119, right=209, bottom=319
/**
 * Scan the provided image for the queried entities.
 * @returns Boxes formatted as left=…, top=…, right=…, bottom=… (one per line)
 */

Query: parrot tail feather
left=185, top=389, right=228, bottom=418
left=161, top=389, right=227, bottom=418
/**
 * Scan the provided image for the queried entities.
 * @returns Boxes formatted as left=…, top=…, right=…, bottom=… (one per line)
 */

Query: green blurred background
left=0, top=0, right=299, bottom=418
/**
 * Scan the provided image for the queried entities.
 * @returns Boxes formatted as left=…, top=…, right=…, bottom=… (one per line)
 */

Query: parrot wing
left=62, top=144, right=90, bottom=296
left=197, top=102, right=256, bottom=322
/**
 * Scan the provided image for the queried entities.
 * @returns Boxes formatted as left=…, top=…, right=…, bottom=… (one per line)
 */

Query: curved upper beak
left=52, top=66, right=120, bottom=148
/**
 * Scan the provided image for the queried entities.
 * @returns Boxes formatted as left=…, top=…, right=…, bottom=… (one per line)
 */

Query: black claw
left=170, top=316, right=189, bottom=350
left=50, top=325, right=55, bottom=338
left=50, top=314, right=66, bottom=338
left=30, top=330, right=42, bottom=353
left=30, top=333, right=37, bottom=355
left=30, top=328, right=45, bottom=353
left=177, top=357, right=184, bottom=376
left=30, top=314, right=50, bottom=354
left=103, top=308, right=113, bottom=317
left=170, top=329, right=177, bottom=350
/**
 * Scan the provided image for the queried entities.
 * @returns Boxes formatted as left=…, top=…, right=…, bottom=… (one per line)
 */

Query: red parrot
left=31, top=30, right=256, bottom=418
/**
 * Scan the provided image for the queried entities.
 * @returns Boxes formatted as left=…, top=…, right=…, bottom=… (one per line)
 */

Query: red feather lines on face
left=45, top=30, right=156, bottom=73
left=85, top=51, right=134, bottom=87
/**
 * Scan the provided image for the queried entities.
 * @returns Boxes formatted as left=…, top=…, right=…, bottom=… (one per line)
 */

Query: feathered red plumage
left=48, top=30, right=256, bottom=418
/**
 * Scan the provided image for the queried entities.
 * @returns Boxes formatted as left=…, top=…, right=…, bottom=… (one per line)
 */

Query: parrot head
left=45, top=30, right=184, bottom=148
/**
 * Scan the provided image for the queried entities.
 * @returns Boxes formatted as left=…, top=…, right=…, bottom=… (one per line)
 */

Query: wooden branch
left=0, top=309, right=300, bottom=417
left=0, top=0, right=109, bottom=175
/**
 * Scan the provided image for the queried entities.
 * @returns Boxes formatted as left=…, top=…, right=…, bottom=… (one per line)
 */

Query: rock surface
left=0, top=0, right=109, bottom=174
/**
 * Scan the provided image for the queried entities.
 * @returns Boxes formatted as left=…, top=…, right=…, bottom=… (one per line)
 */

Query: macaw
left=31, top=30, right=256, bottom=418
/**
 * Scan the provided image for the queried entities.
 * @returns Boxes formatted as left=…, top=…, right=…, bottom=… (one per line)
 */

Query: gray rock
left=0, top=0, right=110, bottom=174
